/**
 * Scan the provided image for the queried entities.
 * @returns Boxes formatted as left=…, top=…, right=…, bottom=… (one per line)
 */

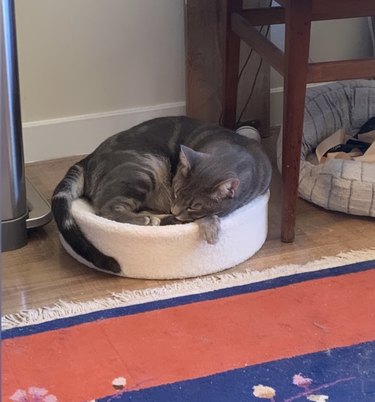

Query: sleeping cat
left=52, top=116, right=271, bottom=274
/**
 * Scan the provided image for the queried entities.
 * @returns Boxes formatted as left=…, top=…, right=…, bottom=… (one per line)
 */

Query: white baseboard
left=22, top=102, right=186, bottom=163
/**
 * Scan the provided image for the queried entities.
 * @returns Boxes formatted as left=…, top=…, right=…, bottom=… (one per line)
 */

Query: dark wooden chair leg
left=281, top=0, right=312, bottom=242
left=222, top=0, right=242, bottom=129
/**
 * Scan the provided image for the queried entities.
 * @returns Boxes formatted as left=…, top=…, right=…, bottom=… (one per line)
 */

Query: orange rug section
left=3, top=269, right=375, bottom=401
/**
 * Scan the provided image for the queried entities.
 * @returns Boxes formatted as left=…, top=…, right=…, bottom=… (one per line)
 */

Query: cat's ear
left=179, top=145, right=208, bottom=175
left=213, top=178, right=240, bottom=200
left=179, top=145, right=193, bottom=173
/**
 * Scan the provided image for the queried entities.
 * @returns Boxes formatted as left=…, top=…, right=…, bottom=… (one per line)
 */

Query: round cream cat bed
left=277, top=79, right=375, bottom=217
left=61, top=191, right=269, bottom=279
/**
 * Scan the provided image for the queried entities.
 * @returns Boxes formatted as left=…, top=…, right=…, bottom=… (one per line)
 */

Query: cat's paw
left=198, top=215, right=221, bottom=244
left=150, top=216, right=161, bottom=226
left=143, top=216, right=161, bottom=226
left=202, top=226, right=220, bottom=244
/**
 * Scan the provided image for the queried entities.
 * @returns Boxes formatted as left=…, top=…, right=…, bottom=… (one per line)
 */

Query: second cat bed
left=277, top=79, right=375, bottom=217
left=60, top=191, right=269, bottom=279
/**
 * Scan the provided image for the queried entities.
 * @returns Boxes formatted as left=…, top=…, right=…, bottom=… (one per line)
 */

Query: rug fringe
left=3, top=248, right=375, bottom=330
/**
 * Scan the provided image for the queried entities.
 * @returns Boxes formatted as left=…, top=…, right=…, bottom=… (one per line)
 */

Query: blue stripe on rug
left=99, top=341, right=375, bottom=402
left=3, top=259, right=375, bottom=340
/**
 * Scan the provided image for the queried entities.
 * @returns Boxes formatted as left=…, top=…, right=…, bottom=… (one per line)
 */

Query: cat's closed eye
left=188, top=202, right=203, bottom=211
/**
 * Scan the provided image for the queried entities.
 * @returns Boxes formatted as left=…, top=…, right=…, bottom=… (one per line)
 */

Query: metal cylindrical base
left=2, top=213, right=28, bottom=251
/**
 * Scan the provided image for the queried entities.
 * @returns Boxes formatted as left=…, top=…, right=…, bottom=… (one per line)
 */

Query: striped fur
left=52, top=162, right=122, bottom=273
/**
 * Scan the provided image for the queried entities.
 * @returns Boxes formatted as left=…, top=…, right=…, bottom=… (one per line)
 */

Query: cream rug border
left=3, top=248, right=375, bottom=330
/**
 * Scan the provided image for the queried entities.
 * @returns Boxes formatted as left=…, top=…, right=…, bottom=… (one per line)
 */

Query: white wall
left=15, top=0, right=186, bottom=122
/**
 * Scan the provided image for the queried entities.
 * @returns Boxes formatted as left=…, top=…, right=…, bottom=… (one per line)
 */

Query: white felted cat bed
left=61, top=191, right=269, bottom=279
left=277, top=79, right=375, bottom=217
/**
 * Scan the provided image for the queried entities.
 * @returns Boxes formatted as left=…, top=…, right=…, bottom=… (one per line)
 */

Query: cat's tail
left=51, top=161, right=121, bottom=274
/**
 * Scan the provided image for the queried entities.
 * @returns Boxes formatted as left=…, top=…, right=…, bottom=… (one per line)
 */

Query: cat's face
left=171, top=146, right=239, bottom=222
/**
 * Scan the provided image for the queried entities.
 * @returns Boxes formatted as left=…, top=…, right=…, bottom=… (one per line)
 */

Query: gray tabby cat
left=52, top=116, right=271, bottom=274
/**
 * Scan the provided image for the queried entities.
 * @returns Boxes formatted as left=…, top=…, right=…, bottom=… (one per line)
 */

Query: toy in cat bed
left=61, top=191, right=269, bottom=279
left=277, top=79, right=375, bottom=217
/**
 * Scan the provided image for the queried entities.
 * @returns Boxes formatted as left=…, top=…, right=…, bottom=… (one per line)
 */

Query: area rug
left=2, top=250, right=375, bottom=402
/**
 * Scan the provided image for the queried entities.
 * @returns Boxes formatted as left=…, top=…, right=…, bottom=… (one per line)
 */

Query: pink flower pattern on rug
left=251, top=373, right=355, bottom=401
left=10, top=387, right=57, bottom=402
left=9, top=372, right=355, bottom=402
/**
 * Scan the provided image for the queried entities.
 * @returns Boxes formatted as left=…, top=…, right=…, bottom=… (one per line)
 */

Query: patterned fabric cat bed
left=277, top=79, right=375, bottom=217
left=61, top=191, right=269, bottom=279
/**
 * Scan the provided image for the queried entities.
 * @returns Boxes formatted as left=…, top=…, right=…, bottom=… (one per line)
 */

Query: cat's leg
left=197, top=215, right=221, bottom=244
left=99, top=197, right=161, bottom=226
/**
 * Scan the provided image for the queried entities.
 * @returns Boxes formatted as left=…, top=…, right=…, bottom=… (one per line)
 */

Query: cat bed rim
left=61, top=191, right=270, bottom=279
left=71, top=192, right=268, bottom=236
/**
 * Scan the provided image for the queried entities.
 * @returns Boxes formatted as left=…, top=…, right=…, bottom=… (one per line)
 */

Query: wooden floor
left=3, top=136, right=375, bottom=315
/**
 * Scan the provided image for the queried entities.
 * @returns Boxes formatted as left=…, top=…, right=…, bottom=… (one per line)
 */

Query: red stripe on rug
left=3, top=269, right=375, bottom=401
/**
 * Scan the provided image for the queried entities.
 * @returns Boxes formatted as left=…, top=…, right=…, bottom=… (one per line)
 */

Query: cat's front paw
left=143, top=216, right=161, bottom=226
left=198, top=215, right=221, bottom=244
